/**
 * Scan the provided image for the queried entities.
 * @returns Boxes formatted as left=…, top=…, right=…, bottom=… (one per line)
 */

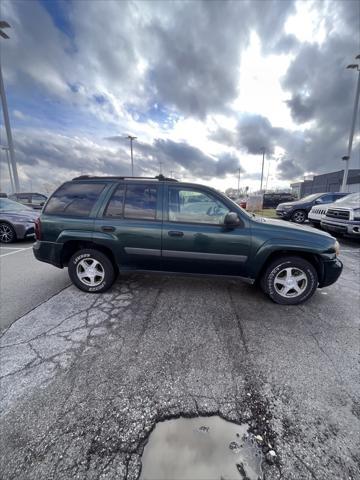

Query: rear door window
left=45, top=182, right=106, bottom=216
left=124, top=184, right=158, bottom=220
left=104, top=185, right=125, bottom=217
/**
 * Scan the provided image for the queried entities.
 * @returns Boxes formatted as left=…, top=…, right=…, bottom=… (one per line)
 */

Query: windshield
left=0, top=198, right=33, bottom=211
left=300, top=193, right=323, bottom=202
left=334, top=192, right=360, bottom=205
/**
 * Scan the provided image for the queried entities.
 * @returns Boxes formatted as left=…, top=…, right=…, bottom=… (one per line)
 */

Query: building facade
left=291, top=169, right=360, bottom=198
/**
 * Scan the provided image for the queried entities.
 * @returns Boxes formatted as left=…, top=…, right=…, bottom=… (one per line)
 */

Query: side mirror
left=224, top=212, right=240, bottom=227
left=315, top=198, right=322, bottom=204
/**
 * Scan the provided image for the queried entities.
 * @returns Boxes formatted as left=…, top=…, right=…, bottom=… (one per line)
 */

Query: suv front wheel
left=291, top=210, right=306, bottom=223
left=261, top=256, right=318, bottom=305
left=68, top=249, right=115, bottom=293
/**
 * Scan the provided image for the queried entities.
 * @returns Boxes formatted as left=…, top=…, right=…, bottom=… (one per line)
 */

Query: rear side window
left=45, top=182, right=105, bottom=216
left=104, top=185, right=125, bottom=217
left=124, top=184, right=158, bottom=220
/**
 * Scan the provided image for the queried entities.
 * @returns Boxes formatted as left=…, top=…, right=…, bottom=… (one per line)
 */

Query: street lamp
left=341, top=55, right=360, bottom=192
left=127, top=135, right=137, bottom=176
left=260, top=147, right=266, bottom=193
left=0, top=21, right=20, bottom=192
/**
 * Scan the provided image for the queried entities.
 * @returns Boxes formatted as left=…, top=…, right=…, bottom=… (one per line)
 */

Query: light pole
left=237, top=168, right=241, bottom=197
left=1, top=145, right=14, bottom=192
left=341, top=55, right=360, bottom=192
left=0, top=21, right=20, bottom=192
left=127, top=135, right=137, bottom=176
left=260, top=147, right=266, bottom=193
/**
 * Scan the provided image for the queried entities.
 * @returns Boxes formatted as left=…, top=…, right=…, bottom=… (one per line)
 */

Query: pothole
left=140, top=415, right=263, bottom=480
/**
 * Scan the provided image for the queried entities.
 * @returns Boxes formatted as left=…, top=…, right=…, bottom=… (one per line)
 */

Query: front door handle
left=168, top=230, right=184, bottom=237
left=101, top=226, right=115, bottom=232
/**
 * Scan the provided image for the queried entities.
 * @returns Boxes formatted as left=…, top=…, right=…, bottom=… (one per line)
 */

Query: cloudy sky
left=0, top=0, right=359, bottom=193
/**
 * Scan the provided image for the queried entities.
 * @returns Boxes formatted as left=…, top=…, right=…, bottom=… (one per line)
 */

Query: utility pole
left=260, top=147, right=266, bottom=193
left=0, top=21, right=20, bottom=193
left=341, top=55, right=360, bottom=192
left=159, top=161, right=163, bottom=175
left=237, top=168, right=241, bottom=197
left=127, top=135, right=137, bottom=176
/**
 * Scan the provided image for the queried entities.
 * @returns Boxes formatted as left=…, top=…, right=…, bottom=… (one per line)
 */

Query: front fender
left=249, top=238, right=329, bottom=279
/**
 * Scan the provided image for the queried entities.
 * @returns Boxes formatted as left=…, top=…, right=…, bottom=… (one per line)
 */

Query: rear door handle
left=101, top=226, right=115, bottom=232
left=168, top=230, right=184, bottom=237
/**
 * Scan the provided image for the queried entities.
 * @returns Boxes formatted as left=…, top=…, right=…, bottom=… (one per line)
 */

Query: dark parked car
left=0, top=198, right=39, bottom=243
left=276, top=192, right=348, bottom=223
left=263, top=192, right=296, bottom=209
left=9, top=192, right=48, bottom=210
left=33, top=175, right=342, bottom=305
left=0, top=192, right=8, bottom=198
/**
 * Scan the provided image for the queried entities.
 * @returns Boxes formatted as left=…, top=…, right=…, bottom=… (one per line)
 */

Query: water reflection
left=140, top=416, right=263, bottom=480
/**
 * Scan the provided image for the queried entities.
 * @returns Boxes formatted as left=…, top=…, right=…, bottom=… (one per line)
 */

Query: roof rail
left=72, top=174, right=178, bottom=182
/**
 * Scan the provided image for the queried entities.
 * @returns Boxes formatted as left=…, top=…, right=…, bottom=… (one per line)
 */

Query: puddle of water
left=140, top=416, right=263, bottom=480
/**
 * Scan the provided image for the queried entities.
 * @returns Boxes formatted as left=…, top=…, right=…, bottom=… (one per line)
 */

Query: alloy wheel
left=293, top=211, right=305, bottom=223
left=274, top=267, right=308, bottom=298
left=76, top=258, right=105, bottom=287
left=0, top=224, right=14, bottom=243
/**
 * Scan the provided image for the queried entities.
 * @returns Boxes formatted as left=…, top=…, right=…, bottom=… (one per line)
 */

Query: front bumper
left=319, top=258, right=343, bottom=288
left=275, top=209, right=292, bottom=220
left=33, top=240, right=63, bottom=268
left=321, top=219, right=360, bottom=237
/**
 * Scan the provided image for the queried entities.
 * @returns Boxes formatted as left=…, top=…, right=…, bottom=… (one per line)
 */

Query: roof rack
left=72, top=174, right=178, bottom=182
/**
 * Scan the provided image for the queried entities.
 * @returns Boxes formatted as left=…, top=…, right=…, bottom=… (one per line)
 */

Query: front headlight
left=334, top=240, right=340, bottom=256
left=353, top=208, right=360, bottom=221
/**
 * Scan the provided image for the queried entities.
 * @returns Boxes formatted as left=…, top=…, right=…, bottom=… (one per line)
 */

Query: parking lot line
left=0, top=247, right=33, bottom=258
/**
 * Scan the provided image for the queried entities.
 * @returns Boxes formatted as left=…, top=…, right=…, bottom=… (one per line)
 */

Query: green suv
left=33, top=175, right=342, bottom=305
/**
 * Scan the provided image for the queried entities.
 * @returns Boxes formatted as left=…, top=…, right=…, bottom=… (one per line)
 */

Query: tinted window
left=45, top=182, right=105, bottom=216
left=317, top=194, right=334, bottom=204
left=104, top=185, right=125, bottom=217
left=333, top=193, right=346, bottom=200
left=124, top=184, right=158, bottom=220
left=168, top=188, right=229, bottom=224
left=31, top=194, right=47, bottom=205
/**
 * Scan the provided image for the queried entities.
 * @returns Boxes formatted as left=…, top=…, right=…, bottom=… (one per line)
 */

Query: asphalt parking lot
left=0, top=236, right=359, bottom=480
left=0, top=240, right=69, bottom=330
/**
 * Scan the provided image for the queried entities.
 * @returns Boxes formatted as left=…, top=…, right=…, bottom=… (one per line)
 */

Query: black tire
left=261, top=256, right=318, bottom=305
left=0, top=222, right=17, bottom=243
left=68, top=249, right=115, bottom=293
left=291, top=210, right=306, bottom=224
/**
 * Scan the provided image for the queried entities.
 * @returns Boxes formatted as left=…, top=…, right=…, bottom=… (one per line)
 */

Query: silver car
left=0, top=198, right=39, bottom=243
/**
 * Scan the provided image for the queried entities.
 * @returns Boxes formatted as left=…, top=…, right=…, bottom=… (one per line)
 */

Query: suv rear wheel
left=261, top=256, right=318, bottom=305
left=68, top=249, right=115, bottom=293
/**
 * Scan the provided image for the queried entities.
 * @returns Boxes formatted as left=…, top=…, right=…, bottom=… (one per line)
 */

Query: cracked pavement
left=0, top=245, right=359, bottom=480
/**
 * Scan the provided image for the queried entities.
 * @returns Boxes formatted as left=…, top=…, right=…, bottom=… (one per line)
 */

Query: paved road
left=0, top=238, right=359, bottom=480
left=0, top=240, right=70, bottom=331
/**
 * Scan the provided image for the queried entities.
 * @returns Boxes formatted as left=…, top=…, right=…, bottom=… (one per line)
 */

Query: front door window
left=168, top=188, right=229, bottom=225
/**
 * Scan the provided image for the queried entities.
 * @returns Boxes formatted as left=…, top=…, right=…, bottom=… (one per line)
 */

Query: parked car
left=0, top=198, right=39, bottom=243
left=263, top=192, right=296, bottom=209
left=309, top=193, right=351, bottom=226
left=0, top=192, right=8, bottom=198
left=320, top=192, right=360, bottom=238
left=33, top=175, right=342, bottom=305
left=9, top=192, right=48, bottom=210
left=276, top=192, right=348, bottom=224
